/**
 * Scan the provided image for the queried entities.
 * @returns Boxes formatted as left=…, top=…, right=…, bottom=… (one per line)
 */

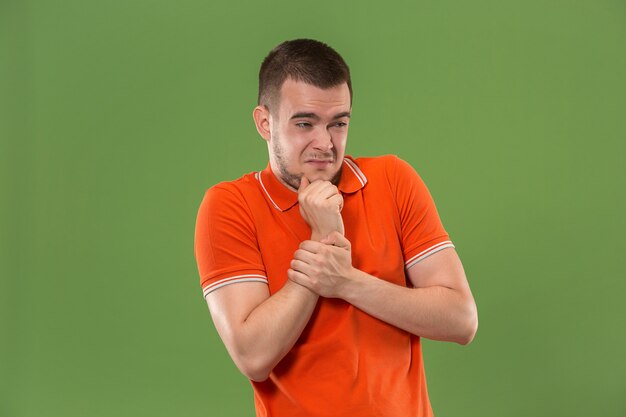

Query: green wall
left=1, top=1, right=625, bottom=416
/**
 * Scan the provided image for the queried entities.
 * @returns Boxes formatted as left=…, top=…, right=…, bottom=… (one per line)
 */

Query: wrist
left=310, top=228, right=344, bottom=242
left=337, top=267, right=363, bottom=300
left=310, top=230, right=332, bottom=242
left=285, top=277, right=320, bottom=299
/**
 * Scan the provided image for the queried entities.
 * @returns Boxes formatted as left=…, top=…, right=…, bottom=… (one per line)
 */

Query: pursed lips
left=304, top=153, right=335, bottom=163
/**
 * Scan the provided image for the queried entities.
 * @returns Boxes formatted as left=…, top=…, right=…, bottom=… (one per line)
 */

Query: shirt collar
left=256, top=156, right=368, bottom=212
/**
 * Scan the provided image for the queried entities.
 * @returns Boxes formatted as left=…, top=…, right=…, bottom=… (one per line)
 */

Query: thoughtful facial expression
left=261, top=79, right=351, bottom=191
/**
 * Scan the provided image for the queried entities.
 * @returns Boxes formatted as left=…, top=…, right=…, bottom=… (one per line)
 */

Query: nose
left=311, top=127, right=333, bottom=151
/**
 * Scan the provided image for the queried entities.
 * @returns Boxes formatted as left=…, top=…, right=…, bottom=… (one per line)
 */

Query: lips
left=305, top=159, right=333, bottom=163
left=304, top=153, right=335, bottom=164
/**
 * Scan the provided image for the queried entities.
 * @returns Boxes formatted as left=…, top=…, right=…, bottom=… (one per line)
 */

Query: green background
left=1, top=1, right=625, bottom=416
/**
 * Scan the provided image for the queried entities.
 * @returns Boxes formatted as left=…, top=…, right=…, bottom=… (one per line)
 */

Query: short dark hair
left=258, top=39, right=352, bottom=114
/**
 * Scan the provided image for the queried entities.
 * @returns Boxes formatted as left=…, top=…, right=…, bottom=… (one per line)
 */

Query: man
left=194, top=39, right=477, bottom=417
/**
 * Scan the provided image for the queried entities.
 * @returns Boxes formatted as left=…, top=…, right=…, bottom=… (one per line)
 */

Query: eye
left=296, top=122, right=312, bottom=128
left=333, top=121, right=348, bottom=128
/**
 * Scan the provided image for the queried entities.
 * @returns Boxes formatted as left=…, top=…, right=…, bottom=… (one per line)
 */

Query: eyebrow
left=290, top=111, right=351, bottom=120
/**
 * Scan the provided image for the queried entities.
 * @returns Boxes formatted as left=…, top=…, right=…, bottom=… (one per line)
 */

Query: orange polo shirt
left=195, top=155, right=454, bottom=417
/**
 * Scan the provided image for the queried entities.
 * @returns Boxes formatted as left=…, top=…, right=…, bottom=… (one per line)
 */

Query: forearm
left=227, top=280, right=318, bottom=381
left=221, top=232, right=329, bottom=381
left=341, top=269, right=478, bottom=345
left=230, top=180, right=343, bottom=379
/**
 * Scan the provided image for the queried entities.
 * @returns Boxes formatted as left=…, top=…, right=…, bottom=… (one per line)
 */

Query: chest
left=253, top=189, right=407, bottom=294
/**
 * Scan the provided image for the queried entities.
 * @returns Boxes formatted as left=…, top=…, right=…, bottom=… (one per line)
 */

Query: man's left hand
left=287, top=231, right=356, bottom=298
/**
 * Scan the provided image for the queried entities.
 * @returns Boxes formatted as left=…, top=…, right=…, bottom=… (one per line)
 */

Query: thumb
left=321, top=231, right=350, bottom=249
left=298, top=175, right=310, bottom=193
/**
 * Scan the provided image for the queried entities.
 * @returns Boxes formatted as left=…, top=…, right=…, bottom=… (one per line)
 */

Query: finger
left=306, top=180, right=338, bottom=198
left=288, top=268, right=313, bottom=289
left=298, top=176, right=310, bottom=193
left=321, top=231, right=351, bottom=249
left=299, top=239, right=326, bottom=253
left=293, top=249, right=317, bottom=264
left=298, top=178, right=327, bottom=204
left=290, top=258, right=314, bottom=273
left=328, top=194, right=344, bottom=212
left=310, top=181, right=339, bottom=199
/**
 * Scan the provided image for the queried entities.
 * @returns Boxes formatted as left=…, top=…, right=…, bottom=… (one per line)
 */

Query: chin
left=305, top=168, right=342, bottom=185
left=306, top=172, right=330, bottom=180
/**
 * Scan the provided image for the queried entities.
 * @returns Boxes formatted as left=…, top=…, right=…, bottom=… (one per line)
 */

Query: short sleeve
left=194, top=184, right=268, bottom=298
left=388, top=156, right=455, bottom=269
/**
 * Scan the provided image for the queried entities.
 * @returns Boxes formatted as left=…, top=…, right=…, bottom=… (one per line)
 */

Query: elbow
left=456, top=304, right=478, bottom=346
left=242, top=366, right=271, bottom=383
left=223, top=330, right=280, bottom=382
left=233, top=353, right=273, bottom=382
left=456, top=319, right=478, bottom=345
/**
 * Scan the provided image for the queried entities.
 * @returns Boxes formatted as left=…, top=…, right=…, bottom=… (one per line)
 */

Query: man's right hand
left=297, top=176, right=344, bottom=240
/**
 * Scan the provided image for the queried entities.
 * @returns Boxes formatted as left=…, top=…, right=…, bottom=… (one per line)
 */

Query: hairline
left=264, top=77, right=352, bottom=119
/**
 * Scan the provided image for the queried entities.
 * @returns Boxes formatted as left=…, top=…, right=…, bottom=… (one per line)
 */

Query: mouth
left=304, top=152, right=335, bottom=163
left=303, top=150, right=336, bottom=170
left=305, top=159, right=334, bottom=168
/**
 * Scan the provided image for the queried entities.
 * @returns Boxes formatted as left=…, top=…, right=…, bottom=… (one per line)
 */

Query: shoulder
left=201, top=171, right=260, bottom=204
left=348, top=154, right=420, bottom=184
left=348, top=154, right=398, bottom=168
left=197, top=171, right=263, bottom=219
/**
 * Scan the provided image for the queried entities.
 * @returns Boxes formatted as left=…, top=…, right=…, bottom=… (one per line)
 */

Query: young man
left=194, top=39, right=478, bottom=417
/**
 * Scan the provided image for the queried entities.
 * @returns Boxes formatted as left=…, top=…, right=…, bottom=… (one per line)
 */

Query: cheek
left=278, top=139, right=307, bottom=163
left=333, top=131, right=348, bottom=148
left=284, top=132, right=312, bottom=152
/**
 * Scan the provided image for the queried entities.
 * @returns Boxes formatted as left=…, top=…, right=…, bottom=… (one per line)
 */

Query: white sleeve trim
left=404, top=241, right=455, bottom=270
left=202, top=274, right=268, bottom=298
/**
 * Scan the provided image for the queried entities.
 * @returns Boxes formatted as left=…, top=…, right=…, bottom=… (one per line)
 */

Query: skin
left=258, top=78, right=351, bottom=191
left=288, top=232, right=478, bottom=344
left=206, top=78, right=478, bottom=382
left=255, top=78, right=351, bottom=238
left=207, top=79, right=350, bottom=381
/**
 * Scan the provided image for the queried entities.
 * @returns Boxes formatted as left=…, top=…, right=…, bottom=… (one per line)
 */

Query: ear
left=253, top=105, right=272, bottom=142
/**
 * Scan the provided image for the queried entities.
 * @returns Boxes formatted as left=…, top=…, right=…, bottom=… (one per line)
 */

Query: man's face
left=265, top=78, right=351, bottom=191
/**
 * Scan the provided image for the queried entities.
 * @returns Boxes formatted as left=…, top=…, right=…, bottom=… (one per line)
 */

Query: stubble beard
left=272, top=133, right=342, bottom=190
